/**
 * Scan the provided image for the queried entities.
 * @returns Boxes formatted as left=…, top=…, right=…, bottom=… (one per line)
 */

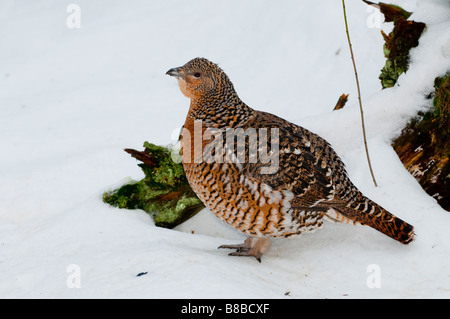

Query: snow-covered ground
left=1, top=0, right=449, bottom=299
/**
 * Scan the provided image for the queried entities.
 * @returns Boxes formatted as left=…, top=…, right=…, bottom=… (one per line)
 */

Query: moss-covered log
left=103, top=142, right=204, bottom=228
left=392, top=74, right=450, bottom=211
left=363, top=1, right=426, bottom=89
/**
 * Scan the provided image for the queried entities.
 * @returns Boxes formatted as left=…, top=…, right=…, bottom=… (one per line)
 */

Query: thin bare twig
left=342, top=0, right=378, bottom=187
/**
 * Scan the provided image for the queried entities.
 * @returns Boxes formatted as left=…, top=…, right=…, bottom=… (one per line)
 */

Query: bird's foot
left=218, top=237, right=271, bottom=263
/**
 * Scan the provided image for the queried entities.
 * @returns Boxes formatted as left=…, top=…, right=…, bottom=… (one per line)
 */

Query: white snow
left=1, top=0, right=450, bottom=299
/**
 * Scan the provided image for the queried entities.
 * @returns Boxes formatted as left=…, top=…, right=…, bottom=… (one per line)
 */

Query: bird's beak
left=166, top=67, right=182, bottom=78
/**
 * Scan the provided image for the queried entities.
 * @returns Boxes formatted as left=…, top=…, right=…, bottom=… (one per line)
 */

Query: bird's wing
left=237, top=111, right=346, bottom=207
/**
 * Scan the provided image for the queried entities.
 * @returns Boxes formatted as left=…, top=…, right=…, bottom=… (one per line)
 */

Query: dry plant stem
left=342, top=0, right=378, bottom=187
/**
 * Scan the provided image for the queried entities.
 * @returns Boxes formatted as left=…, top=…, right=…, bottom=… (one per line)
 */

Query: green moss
left=103, top=142, right=205, bottom=228
left=380, top=59, right=404, bottom=89
left=375, top=3, right=426, bottom=89
left=152, top=194, right=204, bottom=228
left=139, top=142, right=185, bottom=187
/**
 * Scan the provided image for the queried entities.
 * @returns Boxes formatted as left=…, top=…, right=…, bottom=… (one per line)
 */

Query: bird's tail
left=329, top=197, right=415, bottom=244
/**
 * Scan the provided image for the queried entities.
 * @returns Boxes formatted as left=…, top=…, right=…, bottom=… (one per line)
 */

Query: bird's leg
left=218, top=237, right=271, bottom=263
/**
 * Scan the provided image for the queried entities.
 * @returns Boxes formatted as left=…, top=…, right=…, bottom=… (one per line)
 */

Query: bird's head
left=166, top=57, right=232, bottom=101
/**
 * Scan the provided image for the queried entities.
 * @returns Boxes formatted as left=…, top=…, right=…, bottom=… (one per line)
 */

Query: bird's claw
left=218, top=237, right=271, bottom=263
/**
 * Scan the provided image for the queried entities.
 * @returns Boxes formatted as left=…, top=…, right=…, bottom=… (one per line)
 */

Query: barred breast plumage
left=167, top=57, right=414, bottom=262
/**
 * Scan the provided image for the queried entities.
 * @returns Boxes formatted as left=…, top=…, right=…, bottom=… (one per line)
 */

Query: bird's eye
left=194, top=72, right=201, bottom=78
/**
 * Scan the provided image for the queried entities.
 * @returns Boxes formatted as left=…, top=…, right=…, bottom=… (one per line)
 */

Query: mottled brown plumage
left=166, top=57, right=414, bottom=262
